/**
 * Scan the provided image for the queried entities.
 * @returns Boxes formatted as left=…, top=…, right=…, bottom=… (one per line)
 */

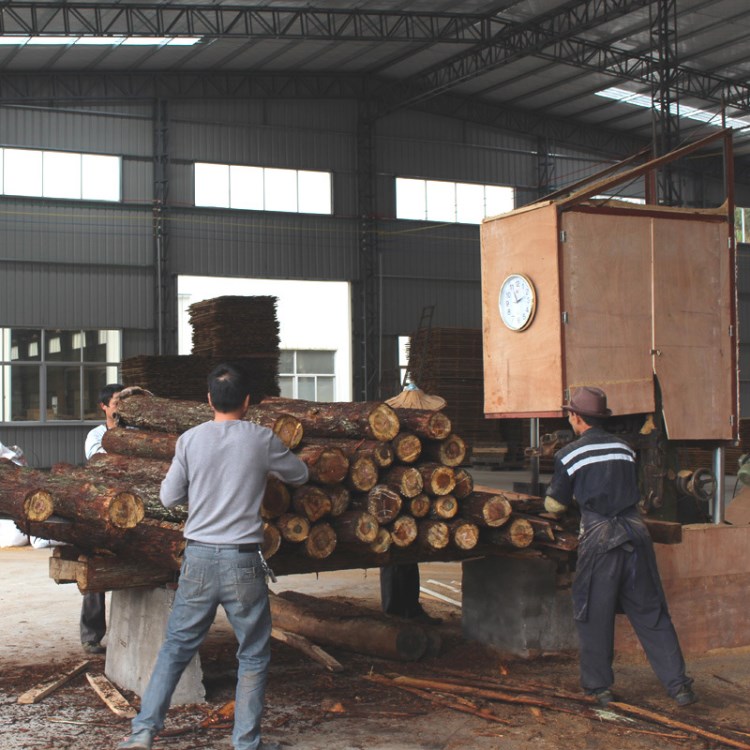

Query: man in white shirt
left=81, top=383, right=124, bottom=654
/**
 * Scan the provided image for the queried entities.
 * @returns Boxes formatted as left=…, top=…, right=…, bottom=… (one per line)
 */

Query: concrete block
left=106, top=587, right=206, bottom=705
left=461, top=555, right=577, bottom=656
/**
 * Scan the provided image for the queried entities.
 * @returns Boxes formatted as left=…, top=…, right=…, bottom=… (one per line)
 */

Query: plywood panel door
left=652, top=219, right=733, bottom=439
left=560, top=210, right=655, bottom=416
left=480, top=202, right=563, bottom=416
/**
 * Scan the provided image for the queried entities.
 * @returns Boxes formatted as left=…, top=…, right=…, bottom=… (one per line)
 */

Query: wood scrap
left=17, top=660, right=90, bottom=704
left=271, top=626, right=344, bottom=672
left=85, top=673, right=137, bottom=718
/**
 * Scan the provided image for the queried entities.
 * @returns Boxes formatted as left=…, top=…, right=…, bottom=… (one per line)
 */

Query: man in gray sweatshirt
left=118, top=363, right=309, bottom=750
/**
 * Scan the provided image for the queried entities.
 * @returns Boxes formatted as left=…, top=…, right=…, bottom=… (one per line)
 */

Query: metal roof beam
left=0, top=3, right=498, bottom=43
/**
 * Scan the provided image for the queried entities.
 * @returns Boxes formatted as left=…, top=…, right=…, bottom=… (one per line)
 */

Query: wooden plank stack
left=121, top=295, right=281, bottom=402
left=0, top=391, right=577, bottom=589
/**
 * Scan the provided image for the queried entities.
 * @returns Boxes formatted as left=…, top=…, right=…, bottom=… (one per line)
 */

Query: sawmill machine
left=479, top=130, right=738, bottom=523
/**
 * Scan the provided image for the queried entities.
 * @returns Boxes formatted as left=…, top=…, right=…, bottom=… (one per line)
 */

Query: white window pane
left=264, top=168, right=297, bottom=212
left=456, top=182, right=486, bottom=224
left=485, top=185, right=515, bottom=218
left=279, top=376, right=294, bottom=398
left=426, top=180, right=456, bottom=222
left=317, top=376, right=335, bottom=402
left=229, top=165, right=264, bottom=210
left=0, top=150, right=3, bottom=195
left=82, top=155, right=121, bottom=201
left=396, top=178, right=426, bottom=220
left=44, top=151, right=81, bottom=199
left=298, top=376, right=316, bottom=401
left=195, top=163, right=229, bottom=207
left=298, top=170, right=332, bottom=214
left=4, top=149, right=43, bottom=197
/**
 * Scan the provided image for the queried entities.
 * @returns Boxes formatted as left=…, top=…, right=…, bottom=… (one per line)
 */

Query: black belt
left=187, top=540, right=261, bottom=552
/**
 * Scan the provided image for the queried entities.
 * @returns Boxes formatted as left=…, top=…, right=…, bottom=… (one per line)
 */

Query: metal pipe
left=712, top=446, right=725, bottom=524
left=530, top=417, right=540, bottom=495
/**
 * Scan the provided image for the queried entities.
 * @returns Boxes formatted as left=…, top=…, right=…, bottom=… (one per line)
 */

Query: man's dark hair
left=99, top=383, right=124, bottom=406
left=208, top=363, right=250, bottom=413
left=577, top=413, right=607, bottom=429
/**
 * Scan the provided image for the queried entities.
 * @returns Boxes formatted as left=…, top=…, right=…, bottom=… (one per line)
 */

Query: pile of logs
left=0, top=391, right=578, bottom=586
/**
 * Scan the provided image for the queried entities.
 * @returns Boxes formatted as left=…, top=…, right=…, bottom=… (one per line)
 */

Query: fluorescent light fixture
left=28, top=36, right=80, bottom=45
left=0, top=36, right=30, bottom=45
left=119, top=37, right=171, bottom=46
left=166, top=37, right=202, bottom=46
left=596, top=86, right=750, bottom=132
left=74, top=36, right=126, bottom=46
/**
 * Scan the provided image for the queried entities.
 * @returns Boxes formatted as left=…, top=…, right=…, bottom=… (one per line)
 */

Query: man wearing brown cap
left=544, top=386, right=696, bottom=708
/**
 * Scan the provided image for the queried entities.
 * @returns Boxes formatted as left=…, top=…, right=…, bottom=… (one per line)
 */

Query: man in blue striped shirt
left=545, top=386, right=696, bottom=708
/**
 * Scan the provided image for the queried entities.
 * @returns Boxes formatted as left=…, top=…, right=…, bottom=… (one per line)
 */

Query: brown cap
left=562, top=386, right=612, bottom=418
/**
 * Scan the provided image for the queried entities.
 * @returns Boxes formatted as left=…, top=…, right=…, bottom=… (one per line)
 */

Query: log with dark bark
left=261, top=475, right=291, bottom=520
left=85, top=453, right=172, bottom=483
left=304, top=522, right=337, bottom=559
left=0, top=461, right=54, bottom=522
left=418, top=463, right=456, bottom=497
left=349, top=485, right=402, bottom=524
left=389, top=515, right=418, bottom=548
left=511, top=512, right=558, bottom=542
left=405, top=493, right=431, bottom=518
left=417, top=519, right=450, bottom=550
left=447, top=519, right=479, bottom=550
left=301, top=438, right=394, bottom=468
left=292, top=485, right=332, bottom=522
left=294, top=445, right=349, bottom=485
left=261, top=397, right=400, bottom=442
left=4, top=467, right=145, bottom=530
left=331, top=510, right=379, bottom=544
left=421, top=434, right=467, bottom=468
left=429, top=495, right=458, bottom=520
left=275, top=513, right=310, bottom=543
left=269, top=590, right=428, bottom=662
left=483, top=517, right=535, bottom=548
left=116, top=392, right=303, bottom=448
left=346, top=454, right=379, bottom=493
left=452, top=468, right=474, bottom=499
left=382, top=466, right=423, bottom=498
left=101, top=427, right=177, bottom=461
left=391, top=408, right=451, bottom=440
left=460, top=491, right=512, bottom=528
left=391, top=433, right=421, bottom=464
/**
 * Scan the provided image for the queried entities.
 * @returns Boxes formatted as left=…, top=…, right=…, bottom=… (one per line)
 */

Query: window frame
left=278, top=349, right=336, bottom=402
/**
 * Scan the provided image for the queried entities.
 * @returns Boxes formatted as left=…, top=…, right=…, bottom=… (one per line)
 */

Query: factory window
left=0, top=148, right=121, bottom=202
left=278, top=350, right=335, bottom=401
left=395, top=177, right=514, bottom=224
left=0, top=329, right=121, bottom=423
left=738, top=207, right=750, bottom=243
left=194, top=163, right=332, bottom=215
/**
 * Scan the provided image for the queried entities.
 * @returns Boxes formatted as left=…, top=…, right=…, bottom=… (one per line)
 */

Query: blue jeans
left=131, top=542, right=271, bottom=750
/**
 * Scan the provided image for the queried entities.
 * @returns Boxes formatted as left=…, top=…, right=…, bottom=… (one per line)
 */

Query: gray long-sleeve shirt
left=160, top=419, right=309, bottom=545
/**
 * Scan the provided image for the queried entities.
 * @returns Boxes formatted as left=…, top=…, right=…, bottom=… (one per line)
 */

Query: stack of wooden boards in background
left=0, top=390, right=577, bottom=592
left=121, top=295, right=281, bottom=403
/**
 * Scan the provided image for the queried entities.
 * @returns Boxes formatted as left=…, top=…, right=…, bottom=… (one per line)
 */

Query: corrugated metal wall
left=0, top=98, right=742, bottom=465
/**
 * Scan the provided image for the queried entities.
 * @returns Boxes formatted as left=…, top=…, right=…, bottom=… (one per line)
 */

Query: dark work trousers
left=575, top=544, right=689, bottom=698
left=380, top=563, right=423, bottom=618
left=80, top=591, right=106, bottom=644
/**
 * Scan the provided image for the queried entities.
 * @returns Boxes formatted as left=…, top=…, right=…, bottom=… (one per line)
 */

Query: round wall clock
left=498, top=273, right=537, bottom=331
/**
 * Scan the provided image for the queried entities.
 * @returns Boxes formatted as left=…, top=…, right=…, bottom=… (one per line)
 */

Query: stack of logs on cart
left=0, top=390, right=580, bottom=591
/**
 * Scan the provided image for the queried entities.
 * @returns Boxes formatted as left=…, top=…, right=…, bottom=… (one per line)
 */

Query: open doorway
left=177, top=276, right=352, bottom=402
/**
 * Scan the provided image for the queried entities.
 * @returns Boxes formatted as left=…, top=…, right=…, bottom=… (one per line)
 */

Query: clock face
left=498, top=274, right=536, bottom=331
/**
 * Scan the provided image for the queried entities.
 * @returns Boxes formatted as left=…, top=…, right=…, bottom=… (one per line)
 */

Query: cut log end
left=274, top=416, right=304, bottom=449
left=370, top=527, right=392, bottom=554
left=390, top=515, right=418, bottom=547
left=24, top=489, right=54, bottom=522
left=369, top=404, right=401, bottom=441
left=108, top=492, right=145, bottom=529
left=305, top=523, right=337, bottom=559
left=263, top=523, right=282, bottom=559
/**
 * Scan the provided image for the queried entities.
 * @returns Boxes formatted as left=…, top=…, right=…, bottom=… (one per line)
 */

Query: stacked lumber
left=121, top=355, right=211, bottom=402
left=189, top=296, right=280, bottom=359
left=0, top=392, right=577, bottom=587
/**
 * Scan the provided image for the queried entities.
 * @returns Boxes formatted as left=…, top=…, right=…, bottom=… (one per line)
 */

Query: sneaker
left=675, top=686, right=697, bottom=707
left=116, top=730, right=153, bottom=750
left=82, top=641, right=106, bottom=655
left=587, top=688, right=614, bottom=706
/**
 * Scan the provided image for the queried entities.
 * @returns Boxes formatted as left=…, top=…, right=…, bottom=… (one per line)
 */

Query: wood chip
left=86, top=672, right=137, bottom=718
left=17, top=660, right=90, bottom=704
